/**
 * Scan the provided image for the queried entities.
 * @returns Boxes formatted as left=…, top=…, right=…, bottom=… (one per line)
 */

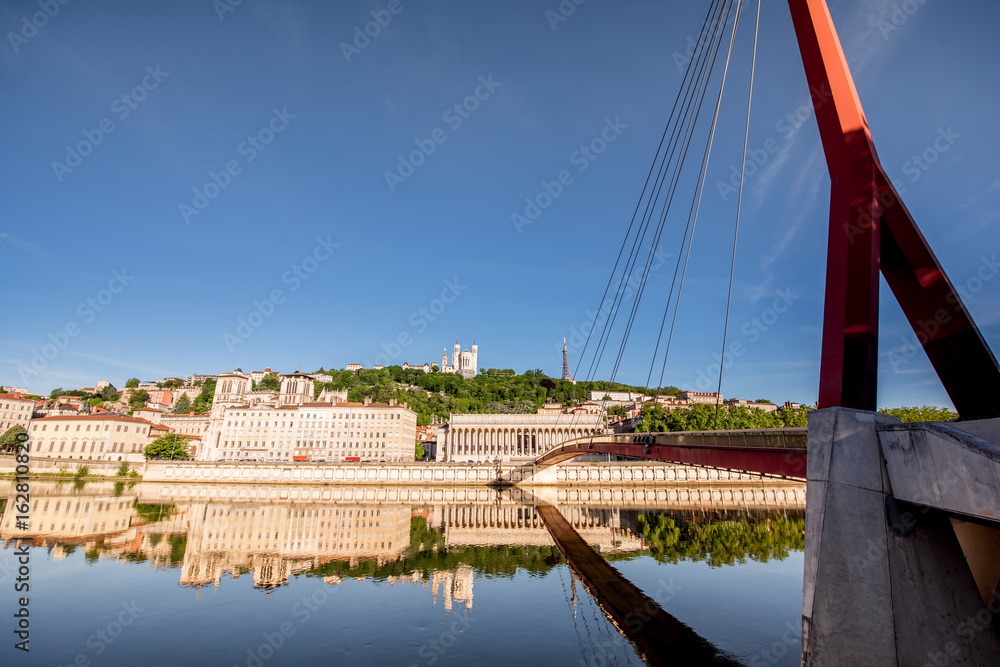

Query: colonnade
left=443, top=426, right=595, bottom=462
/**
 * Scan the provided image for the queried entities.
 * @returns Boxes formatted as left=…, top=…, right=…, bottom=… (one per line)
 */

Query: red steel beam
left=787, top=0, right=1000, bottom=418
left=536, top=442, right=806, bottom=479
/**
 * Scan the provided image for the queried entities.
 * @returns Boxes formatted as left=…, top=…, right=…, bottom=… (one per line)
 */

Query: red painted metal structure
left=535, top=429, right=807, bottom=478
left=787, top=0, right=1000, bottom=418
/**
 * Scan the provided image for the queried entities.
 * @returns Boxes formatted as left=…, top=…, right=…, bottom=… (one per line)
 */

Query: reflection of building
left=428, top=503, right=645, bottom=552
left=432, top=565, right=474, bottom=611
left=436, top=412, right=604, bottom=463
left=384, top=565, right=474, bottom=612
left=0, top=489, right=137, bottom=540
left=176, top=502, right=413, bottom=589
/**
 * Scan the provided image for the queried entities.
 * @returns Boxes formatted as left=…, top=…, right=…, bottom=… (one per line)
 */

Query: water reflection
left=0, top=480, right=806, bottom=665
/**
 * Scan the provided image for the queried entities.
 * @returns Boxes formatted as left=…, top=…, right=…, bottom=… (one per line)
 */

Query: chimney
left=364, top=396, right=372, bottom=406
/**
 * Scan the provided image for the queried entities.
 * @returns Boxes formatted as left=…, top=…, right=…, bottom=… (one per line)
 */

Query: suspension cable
left=715, top=0, right=761, bottom=428
left=580, top=0, right=729, bottom=384
left=588, top=0, right=734, bottom=385
left=610, top=0, right=740, bottom=384
left=656, top=0, right=746, bottom=391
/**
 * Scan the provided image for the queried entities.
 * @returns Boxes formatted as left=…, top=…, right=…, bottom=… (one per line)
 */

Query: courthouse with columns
left=435, top=412, right=605, bottom=463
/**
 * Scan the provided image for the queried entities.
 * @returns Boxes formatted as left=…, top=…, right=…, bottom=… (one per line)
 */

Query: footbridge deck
left=535, top=428, right=808, bottom=479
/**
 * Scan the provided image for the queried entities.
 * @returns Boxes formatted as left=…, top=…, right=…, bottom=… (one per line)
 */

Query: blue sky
left=2, top=0, right=998, bottom=409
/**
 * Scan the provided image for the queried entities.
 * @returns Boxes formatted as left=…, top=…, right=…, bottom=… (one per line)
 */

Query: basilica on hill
left=440, top=340, right=478, bottom=379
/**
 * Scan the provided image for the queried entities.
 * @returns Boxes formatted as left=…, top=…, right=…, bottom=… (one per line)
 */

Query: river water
left=0, top=480, right=805, bottom=666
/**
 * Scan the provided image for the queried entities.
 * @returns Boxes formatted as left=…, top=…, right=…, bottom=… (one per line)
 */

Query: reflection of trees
left=306, top=517, right=564, bottom=581
left=636, top=511, right=805, bottom=567
left=133, top=503, right=175, bottom=524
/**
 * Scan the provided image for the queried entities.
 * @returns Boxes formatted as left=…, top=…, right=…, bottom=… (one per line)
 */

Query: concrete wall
left=136, top=460, right=771, bottom=486
left=0, top=455, right=144, bottom=477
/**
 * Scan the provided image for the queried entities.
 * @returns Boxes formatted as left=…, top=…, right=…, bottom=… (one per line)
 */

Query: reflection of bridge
left=540, top=0, right=1000, bottom=660
left=534, top=428, right=807, bottom=479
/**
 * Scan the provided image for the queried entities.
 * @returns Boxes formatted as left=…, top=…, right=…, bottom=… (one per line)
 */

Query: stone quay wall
left=0, top=456, right=786, bottom=487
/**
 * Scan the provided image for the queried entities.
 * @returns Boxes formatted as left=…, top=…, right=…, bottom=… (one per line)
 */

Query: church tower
left=471, top=339, right=478, bottom=373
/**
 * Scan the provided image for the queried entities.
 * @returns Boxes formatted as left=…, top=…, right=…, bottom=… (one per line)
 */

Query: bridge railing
left=560, top=428, right=808, bottom=452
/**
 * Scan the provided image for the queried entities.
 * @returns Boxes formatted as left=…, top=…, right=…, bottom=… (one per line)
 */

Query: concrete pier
left=803, top=407, right=1000, bottom=665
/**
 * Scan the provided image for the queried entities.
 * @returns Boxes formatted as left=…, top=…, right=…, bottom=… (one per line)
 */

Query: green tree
left=172, top=394, right=191, bottom=414
left=607, top=404, right=628, bottom=418
left=254, top=372, right=281, bottom=392
left=878, top=405, right=958, bottom=423
left=415, top=442, right=426, bottom=460
left=192, top=379, right=216, bottom=414
left=50, top=387, right=64, bottom=400
left=100, top=385, right=121, bottom=402
left=0, top=425, right=27, bottom=453
left=128, top=389, right=150, bottom=409
left=143, top=433, right=191, bottom=460
left=125, top=378, right=140, bottom=388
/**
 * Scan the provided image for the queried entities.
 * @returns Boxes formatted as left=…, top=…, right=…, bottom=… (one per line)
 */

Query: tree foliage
left=143, top=433, right=191, bottom=460
left=637, top=511, right=805, bottom=567
left=878, top=405, right=957, bottom=423
left=192, top=379, right=216, bottom=414
left=415, top=442, right=426, bottom=460
left=0, top=425, right=27, bottom=453
left=128, top=389, right=150, bottom=409
left=172, top=394, right=191, bottom=414
left=253, top=372, right=281, bottom=392
left=311, top=366, right=687, bottom=426
left=305, top=517, right=564, bottom=581
left=633, top=402, right=810, bottom=432
left=125, top=378, right=140, bottom=388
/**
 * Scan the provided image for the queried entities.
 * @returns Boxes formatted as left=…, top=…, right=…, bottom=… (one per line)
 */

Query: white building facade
left=436, top=412, right=605, bottom=463
left=0, top=393, right=35, bottom=434
left=198, top=371, right=417, bottom=462
left=440, top=341, right=478, bottom=379
left=28, top=414, right=156, bottom=463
